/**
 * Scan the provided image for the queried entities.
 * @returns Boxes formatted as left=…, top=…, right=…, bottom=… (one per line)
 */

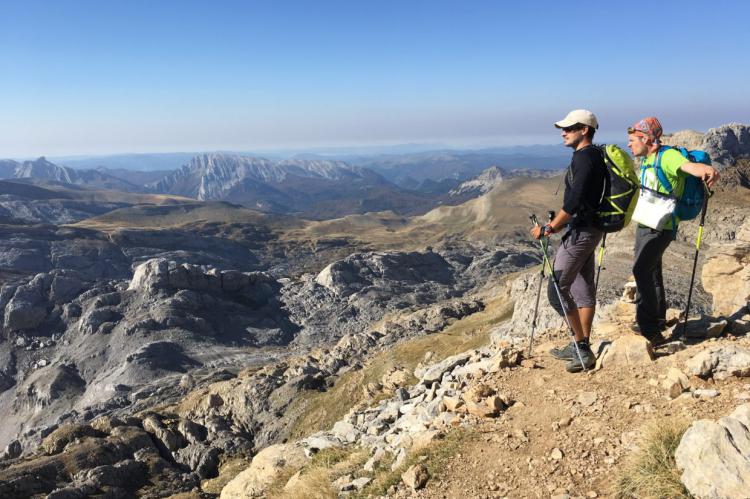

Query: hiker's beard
left=565, top=134, right=583, bottom=149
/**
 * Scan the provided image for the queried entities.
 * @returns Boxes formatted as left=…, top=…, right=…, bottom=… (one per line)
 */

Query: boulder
left=49, top=272, right=84, bottom=303
left=15, top=363, right=86, bottom=412
left=177, top=419, right=207, bottom=444
left=2, top=440, right=22, bottom=459
left=416, top=352, right=472, bottom=384
left=220, top=443, right=307, bottom=498
left=701, top=123, right=750, bottom=166
left=662, top=368, right=690, bottom=399
left=142, top=415, right=185, bottom=453
left=676, top=403, right=750, bottom=498
left=502, top=272, right=564, bottom=337
left=74, top=459, right=146, bottom=488
left=42, top=424, right=103, bottom=455
left=596, top=335, right=654, bottom=369
left=701, top=240, right=750, bottom=317
left=466, top=396, right=505, bottom=418
left=173, top=443, right=221, bottom=479
left=463, top=383, right=506, bottom=418
left=684, top=346, right=750, bottom=380
left=128, top=258, right=170, bottom=291
left=402, top=463, right=429, bottom=490
left=381, top=367, right=411, bottom=390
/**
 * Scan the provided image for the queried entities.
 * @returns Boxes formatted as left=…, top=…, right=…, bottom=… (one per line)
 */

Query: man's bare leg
left=566, top=311, right=585, bottom=342
left=578, top=307, right=595, bottom=339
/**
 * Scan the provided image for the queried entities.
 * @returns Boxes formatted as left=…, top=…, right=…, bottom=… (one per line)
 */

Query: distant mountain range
left=2, top=153, right=558, bottom=218
left=6, top=125, right=745, bottom=220
left=148, top=153, right=437, bottom=217
left=0, top=157, right=144, bottom=192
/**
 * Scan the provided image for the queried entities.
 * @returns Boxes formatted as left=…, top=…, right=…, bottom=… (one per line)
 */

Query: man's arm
left=679, top=162, right=720, bottom=188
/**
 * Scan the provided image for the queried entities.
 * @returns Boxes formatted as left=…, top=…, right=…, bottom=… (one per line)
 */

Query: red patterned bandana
left=628, top=117, right=663, bottom=141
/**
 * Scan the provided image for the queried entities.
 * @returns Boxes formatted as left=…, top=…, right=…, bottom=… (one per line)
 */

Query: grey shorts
left=548, top=227, right=603, bottom=314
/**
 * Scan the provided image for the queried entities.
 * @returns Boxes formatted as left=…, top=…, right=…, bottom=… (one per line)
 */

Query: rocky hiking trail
left=217, top=217, right=750, bottom=499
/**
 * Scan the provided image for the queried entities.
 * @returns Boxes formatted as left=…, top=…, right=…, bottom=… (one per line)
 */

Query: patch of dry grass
left=287, top=294, right=513, bottom=440
left=266, top=447, right=368, bottom=499
left=266, top=429, right=472, bottom=499
left=614, top=419, right=691, bottom=499
left=200, top=457, right=251, bottom=495
left=352, top=428, right=472, bottom=498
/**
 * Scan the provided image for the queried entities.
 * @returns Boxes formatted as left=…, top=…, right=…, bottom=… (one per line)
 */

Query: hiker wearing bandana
left=627, top=117, right=720, bottom=344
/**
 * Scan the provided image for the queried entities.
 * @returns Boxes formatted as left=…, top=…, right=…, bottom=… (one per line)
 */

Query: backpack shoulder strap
left=596, top=144, right=609, bottom=205
left=653, top=146, right=675, bottom=196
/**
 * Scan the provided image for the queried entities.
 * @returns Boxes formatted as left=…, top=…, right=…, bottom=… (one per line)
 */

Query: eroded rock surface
left=676, top=403, right=750, bottom=498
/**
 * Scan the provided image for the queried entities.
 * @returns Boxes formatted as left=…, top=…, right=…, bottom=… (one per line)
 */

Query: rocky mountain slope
left=215, top=214, right=750, bottom=499
left=0, top=123, right=749, bottom=498
left=662, top=122, right=750, bottom=166
left=0, top=180, right=190, bottom=225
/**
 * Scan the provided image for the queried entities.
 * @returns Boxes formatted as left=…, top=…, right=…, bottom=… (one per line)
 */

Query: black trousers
left=633, top=225, right=675, bottom=334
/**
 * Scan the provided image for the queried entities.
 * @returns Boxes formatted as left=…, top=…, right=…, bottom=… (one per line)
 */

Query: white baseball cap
left=554, top=109, right=599, bottom=130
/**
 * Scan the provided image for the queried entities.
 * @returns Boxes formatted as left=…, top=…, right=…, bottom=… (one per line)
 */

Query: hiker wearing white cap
left=530, top=109, right=605, bottom=372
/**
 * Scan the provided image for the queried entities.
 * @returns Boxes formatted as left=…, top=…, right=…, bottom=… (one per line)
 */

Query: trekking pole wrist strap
left=543, top=224, right=555, bottom=236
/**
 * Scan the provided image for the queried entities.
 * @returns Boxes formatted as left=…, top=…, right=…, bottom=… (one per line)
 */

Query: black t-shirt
left=563, top=145, right=607, bottom=227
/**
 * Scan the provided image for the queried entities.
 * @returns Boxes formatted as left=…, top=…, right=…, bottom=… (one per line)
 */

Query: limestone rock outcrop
left=663, top=123, right=750, bottom=167
left=676, top=403, right=750, bottom=498
left=684, top=345, right=750, bottom=380
left=220, top=443, right=307, bottom=498
left=701, top=224, right=750, bottom=317
left=596, top=335, right=654, bottom=368
left=702, top=123, right=750, bottom=166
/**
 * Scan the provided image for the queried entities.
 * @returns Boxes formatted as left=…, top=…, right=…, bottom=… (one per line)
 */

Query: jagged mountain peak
left=152, top=153, right=386, bottom=204
left=449, top=166, right=505, bottom=197
left=15, top=157, right=77, bottom=184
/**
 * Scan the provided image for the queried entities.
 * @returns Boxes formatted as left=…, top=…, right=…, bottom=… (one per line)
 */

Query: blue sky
left=1, top=0, right=749, bottom=157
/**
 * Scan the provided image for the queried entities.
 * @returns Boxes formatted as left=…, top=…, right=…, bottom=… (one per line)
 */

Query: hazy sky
left=1, top=0, right=749, bottom=157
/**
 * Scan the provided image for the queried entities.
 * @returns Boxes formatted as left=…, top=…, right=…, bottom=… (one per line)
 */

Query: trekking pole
left=530, top=214, right=588, bottom=371
left=594, top=234, right=607, bottom=294
left=527, top=212, right=553, bottom=357
left=679, top=182, right=713, bottom=337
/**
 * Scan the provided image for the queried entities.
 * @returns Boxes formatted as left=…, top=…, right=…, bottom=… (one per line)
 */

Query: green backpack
left=593, top=144, right=640, bottom=232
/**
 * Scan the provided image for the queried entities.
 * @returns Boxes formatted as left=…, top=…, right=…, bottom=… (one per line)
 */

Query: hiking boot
left=630, top=322, right=666, bottom=334
left=644, top=331, right=668, bottom=347
left=565, top=343, right=596, bottom=373
left=550, top=341, right=576, bottom=360
left=630, top=324, right=668, bottom=346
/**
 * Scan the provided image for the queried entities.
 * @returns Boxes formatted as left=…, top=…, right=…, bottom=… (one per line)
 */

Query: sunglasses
left=628, top=127, right=655, bottom=139
left=561, top=124, right=585, bottom=133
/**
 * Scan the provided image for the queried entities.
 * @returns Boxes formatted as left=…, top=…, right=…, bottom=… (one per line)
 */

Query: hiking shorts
left=548, top=227, right=603, bottom=315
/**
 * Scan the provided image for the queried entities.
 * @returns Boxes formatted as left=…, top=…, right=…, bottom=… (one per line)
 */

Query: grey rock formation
left=0, top=241, right=536, bottom=465
left=147, top=152, right=437, bottom=218
left=702, top=123, right=750, bottom=166
left=676, top=403, right=750, bottom=498
left=662, top=123, right=750, bottom=167
left=684, top=346, right=750, bottom=380
left=449, top=166, right=504, bottom=197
